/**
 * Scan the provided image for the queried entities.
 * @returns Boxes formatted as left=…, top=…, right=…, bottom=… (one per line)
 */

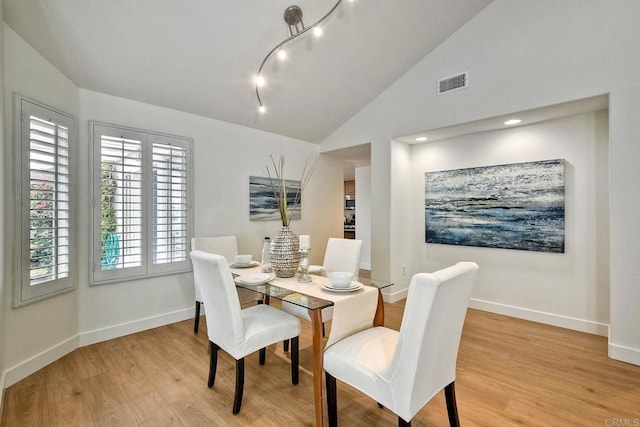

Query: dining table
left=230, top=263, right=392, bottom=427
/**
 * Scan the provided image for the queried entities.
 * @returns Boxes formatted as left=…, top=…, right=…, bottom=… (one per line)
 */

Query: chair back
left=191, top=236, right=239, bottom=302
left=189, top=251, right=244, bottom=352
left=386, top=262, right=478, bottom=418
left=323, top=238, right=363, bottom=280
left=191, top=236, right=238, bottom=263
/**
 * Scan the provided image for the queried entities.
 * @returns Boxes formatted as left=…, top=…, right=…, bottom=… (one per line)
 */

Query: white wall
left=78, top=89, right=342, bottom=341
left=2, top=24, right=343, bottom=387
left=354, top=166, right=371, bottom=270
left=3, top=24, right=80, bottom=385
left=0, top=0, right=6, bottom=408
left=411, top=112, right=609, bottom=333
left=389, top=140, right=412, bottom=298
left=320, top=0, right=640, bottom=364
left=608, top=87, right=640, bottom=363
left=3, top=0, right=639, bottom=390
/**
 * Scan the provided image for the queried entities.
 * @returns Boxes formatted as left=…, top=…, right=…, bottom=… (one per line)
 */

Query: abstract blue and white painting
left=250, top=176, right=301, bottom=221
left=425, top=159, right=565, bottom=253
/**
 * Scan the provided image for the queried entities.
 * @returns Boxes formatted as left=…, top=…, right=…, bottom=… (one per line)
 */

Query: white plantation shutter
left=16, top=98, right=76, bottom=305
left=152, top=141, right=188, bottom=265
left=91, top=123, right=192, bottom=284
left=99, top=135, right=144, bottom=269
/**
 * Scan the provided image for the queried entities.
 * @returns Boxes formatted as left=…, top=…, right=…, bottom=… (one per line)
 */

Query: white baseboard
left=469, top=298, right=609, bottom=336
left=79, top=307, right=193, bottom=346
left=381, top=295, right=638, bottom=365
left=381, top=287, right=408, bottom=304
left=609, top=341, right=640, bottom=366
left=0, top=370, right=5, bottom=416
left=380, top=293, right=609, bottom=337
left=4, top=335, right=79, bottom=388
left=3, top=307, right=194, bottom=389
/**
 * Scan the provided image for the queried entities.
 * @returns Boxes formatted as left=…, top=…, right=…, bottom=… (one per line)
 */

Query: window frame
left=89, top=122, right=193, bottom=286
left=12, top=95, right=77, bottom=307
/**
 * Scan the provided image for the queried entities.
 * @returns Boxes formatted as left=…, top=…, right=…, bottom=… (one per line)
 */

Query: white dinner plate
left=322, top=282, right=362, bottom=292
left=235, top=273, right=274, bottom=285
left=230, top=261, right=260, bottom=268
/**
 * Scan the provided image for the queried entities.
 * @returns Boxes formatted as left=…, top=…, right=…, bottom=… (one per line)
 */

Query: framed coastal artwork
left=249, top=176, right=301, bottom=221
left=425, top=159, right=565, bottom=253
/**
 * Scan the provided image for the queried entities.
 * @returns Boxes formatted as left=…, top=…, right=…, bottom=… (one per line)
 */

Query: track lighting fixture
left=254, top=1, right=348, bottom=114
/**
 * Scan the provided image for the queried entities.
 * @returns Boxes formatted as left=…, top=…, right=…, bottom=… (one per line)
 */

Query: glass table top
left=235, top=281, right=333, bottom=310
left=234, top=276, right=393, bottom=311
left=357, top=277, right=393, bottom=290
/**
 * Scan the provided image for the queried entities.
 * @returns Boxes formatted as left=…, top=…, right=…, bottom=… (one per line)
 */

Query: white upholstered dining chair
left=281, top=238, right=363, bottom=350
left=189, top=251, right=301, bottom=414
left=323, top=262, right=479, bottom=427
left=191, top=236, right=262, bottom=333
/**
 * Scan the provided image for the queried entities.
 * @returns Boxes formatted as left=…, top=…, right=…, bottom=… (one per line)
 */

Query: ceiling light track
left=255, top=0, right=346, bottom=114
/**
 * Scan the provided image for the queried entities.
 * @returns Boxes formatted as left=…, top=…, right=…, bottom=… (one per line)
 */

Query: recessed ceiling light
left=415, top=136, right=428, bottom=142
left=504, top=119, right=522, bottom=125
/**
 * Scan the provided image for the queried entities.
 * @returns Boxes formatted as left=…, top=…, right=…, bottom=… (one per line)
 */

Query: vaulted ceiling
left=4, top=0, right=492, bottom=142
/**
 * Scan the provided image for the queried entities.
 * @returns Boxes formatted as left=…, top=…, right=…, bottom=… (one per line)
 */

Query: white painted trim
left=380, top=293, right=609, bottom=337
left=79, top=307, right=193, bottom=346
left=608, top=341, right=640, bottom=367
left=0, top=370, right=6, bottom=415
left=4, top=335, right=79, bottom=388
left=382, top=287, right=408, bottom=304
left=4, top=308, right=193, bottom=388
left=469, top=298, right=609, bottom=336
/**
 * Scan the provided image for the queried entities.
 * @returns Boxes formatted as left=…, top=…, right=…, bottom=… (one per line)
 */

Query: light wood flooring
left=3, top=298, right=640, bottom=426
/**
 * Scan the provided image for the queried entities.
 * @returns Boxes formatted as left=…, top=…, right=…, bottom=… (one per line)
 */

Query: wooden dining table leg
left=373, top=289, right=385, bottom=327
left=309, top=308, right=324, bottom=427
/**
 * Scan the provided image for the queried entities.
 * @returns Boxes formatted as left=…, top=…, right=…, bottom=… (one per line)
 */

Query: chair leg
left=283, top=339, right=289, bottom=352
left=444, top=381, right=460, bottom=427
left=259, top=347, right=266, bottom=365
left=322, top=322, right=326, bottom=337
left=377, top=403, right=384, bottom=408
left=208, top=342, right=218, bottom=387
left=291, top=336, right=299, bottom=385
left=194, top=301, right=201, bottom=333
left=326, top=372, right=338, bottom=427
left=232, top=358, right=245, bottom=414
left=398, top=417, right=411, bottom=427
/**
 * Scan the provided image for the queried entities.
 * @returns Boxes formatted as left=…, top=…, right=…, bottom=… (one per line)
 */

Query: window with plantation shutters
left=91, top=123, right=192, bottom=285
left=14, top=97, right=77, bottom=306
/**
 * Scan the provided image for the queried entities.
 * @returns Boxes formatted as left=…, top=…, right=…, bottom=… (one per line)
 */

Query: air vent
left=437, top=72, right=469, bottom=95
